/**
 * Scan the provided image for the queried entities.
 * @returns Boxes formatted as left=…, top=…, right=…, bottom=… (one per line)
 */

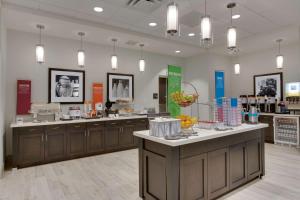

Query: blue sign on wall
left=215, top=71, right=225, bottom=105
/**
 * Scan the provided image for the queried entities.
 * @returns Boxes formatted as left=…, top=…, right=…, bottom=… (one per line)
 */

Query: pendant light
left=36, top=24, right=45, bottom=64
left=234, top=63, right=240, bottom=74
left=200, top=0, right=213, bottom=47
left=139, top=44, right=145, bottom=72
left=276, top=39, right=284, bottom=69
left=227, top=3, right=237, bottom=52
left=77, top=32, right=85, bottom=68
left=111, top=39, right=118, bottom=70
left=166, top=2, right=179, bottom=36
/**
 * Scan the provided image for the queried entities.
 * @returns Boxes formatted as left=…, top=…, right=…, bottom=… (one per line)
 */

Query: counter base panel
left=138, top=128, right=265, bottom=200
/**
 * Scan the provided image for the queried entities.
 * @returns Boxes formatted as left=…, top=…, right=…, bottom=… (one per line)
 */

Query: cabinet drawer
left=87, top=122, right=105, bottom=129
left=106, top=121, right=122, bottom=127
left=67, top=123, right=86, bottom=130
left=45, top=125, right=66, bottom=131
left=136, top=118, right=148, bottom=124
left=123, top=120, right=135, bottom=125
left=18, top=126, right=44, bottom=134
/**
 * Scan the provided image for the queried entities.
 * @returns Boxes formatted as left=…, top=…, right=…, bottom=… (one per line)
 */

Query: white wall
left=231, top=43, right=300, bottom=97
left=183, top=52, right=232, bottom=120
left=4, top=29, right=185, bottom=155
left=0, top=0, right=7, bottom=176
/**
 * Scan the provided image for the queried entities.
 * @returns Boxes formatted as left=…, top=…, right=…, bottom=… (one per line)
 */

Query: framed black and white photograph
left=49, top=68, right=85, bottom=104
left=107, top=73, right=134, bottom=102
left=254, top=72, right=283, bottom=100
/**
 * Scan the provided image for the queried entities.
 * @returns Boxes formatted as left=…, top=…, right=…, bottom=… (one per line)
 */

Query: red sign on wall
left=17, top=80, right=31, bottom=115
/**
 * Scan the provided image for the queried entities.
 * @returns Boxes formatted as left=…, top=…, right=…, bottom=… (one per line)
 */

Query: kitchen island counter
left=134, top=123, right=268, bottom=200
left=134, top=123, right=268, bottom=147
left=11, top=115, right=148, bottom=128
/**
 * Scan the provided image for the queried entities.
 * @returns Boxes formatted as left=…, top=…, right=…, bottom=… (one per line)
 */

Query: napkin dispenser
left=149, top=118, right=181, bottom=138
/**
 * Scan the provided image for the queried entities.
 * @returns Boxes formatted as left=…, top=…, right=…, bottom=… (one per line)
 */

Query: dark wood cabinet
left=120, top=125, right=135, bottom=147
left=180, top=153, right=207, bottom=200
left=105, top=127, right=120, bottom=150
left=207, top=148, right=230, bottom=199
left=17, top=127, right=45, bottom=167
left=229, top=143, right=247, bottom=190
left=67, top=123, right=87, bottom=158
left=45, top=125, right=67, bottom=162
left=86, top=122, right=105, bottom=154
left=247, top=138, right=262, bottom=180
left=143, top=150, right=167, bottom=200
left=259, top=115, right=274, bottom=143
left=13, top=118, right=149, bottom=168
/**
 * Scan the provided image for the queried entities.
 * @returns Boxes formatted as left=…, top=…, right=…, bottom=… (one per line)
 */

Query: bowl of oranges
left=171, top=91, right=198, bottom=107
left=176, top=115, right=198, bottom=129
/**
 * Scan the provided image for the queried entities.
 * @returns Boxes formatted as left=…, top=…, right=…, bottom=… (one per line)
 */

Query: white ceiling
left=3, top=0, right=300, bottom=57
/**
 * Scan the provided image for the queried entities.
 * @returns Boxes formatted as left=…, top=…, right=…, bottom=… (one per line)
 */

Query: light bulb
left=167, top=2, right=179, bottom=35
left=234, top=63, right=240, bottom=74
left=111, top=55, right=118, bottom=70
left=78, top=50, right=85, bottom=67
left=227, top=27, right=237, bottom=49
left=139, top=59, right=145, bottom=72
left=201, top=16, right=212, bottom=40
left=276, top=55, right=284, bottom=69
left=36, top=44, right=45, bottom=64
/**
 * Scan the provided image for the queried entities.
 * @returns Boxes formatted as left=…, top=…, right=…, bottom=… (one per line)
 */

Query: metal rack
left=274, top=116, right=299, bottom=147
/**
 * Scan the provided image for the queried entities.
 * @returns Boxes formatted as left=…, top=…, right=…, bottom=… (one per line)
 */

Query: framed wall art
left=107, top=73, right=134, bottom=103
left=254, top=72, right=283, bottom=100
left=49, top=68, right=85, bottom=104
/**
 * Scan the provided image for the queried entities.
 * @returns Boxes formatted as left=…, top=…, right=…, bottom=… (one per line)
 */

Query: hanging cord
left=140, top=44, right=144, bottom=59
left=80, top=34, right=83, bottom=50
left=204, top=0, right=207, bottom=16
left=230, top=6, right=233, bottom=26
left=39, top=26, right=42, bottom=44
left=112, top=39, right=117, bottom=54
left=36, top=24, right=44, bottom=45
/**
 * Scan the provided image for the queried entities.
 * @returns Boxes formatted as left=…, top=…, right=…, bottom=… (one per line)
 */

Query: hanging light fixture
left=166, top=2, right=179, bottom=36
left=200, top=0, right=213, bottom=47
left=276, top=39, right=284, bottom=69
left=111, top=38, right=118, bottom=70
left=36, top=24, right=45, bottom=64
left=227, top=3, right=237, bottom=52
left=139, top=44, right=145, bottom=72
left=234, top=63, right=240, bottom=74
left=77, top=32, right=85, bottom=68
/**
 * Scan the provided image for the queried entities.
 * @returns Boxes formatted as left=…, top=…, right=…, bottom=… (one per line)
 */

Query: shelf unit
left=274, top=116, right=299, bottom=147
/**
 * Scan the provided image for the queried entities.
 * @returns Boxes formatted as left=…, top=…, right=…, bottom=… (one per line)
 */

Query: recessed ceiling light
left=232, top=14, right=240, bottom=19
left=188, top=33, right=195, bottom=37
left=148, top=22, right=157, bottom=27
left=175, top=50, right=181, bottom=53
left=94, top=7, right=103, bottom=12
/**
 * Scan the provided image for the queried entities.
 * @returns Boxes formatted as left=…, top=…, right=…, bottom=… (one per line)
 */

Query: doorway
left=159, top=76, right=168, bottom=113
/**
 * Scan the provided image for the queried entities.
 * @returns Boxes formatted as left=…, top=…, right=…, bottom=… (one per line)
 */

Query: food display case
left=274, top=116, right=299, bottom=147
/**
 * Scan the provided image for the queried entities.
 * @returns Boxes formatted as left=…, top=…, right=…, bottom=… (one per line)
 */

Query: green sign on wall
left=167, top=65, right=182, bottom=117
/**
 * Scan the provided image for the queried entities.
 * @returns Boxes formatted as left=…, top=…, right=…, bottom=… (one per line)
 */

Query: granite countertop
left=259, top=113, right=300, bottom=117
left=134, top=123, right=269, bottom=147
left=11, top=115, right=148, bottom=128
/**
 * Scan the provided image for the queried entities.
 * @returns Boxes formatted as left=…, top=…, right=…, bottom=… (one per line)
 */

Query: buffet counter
left=10, top=115, right=148, bottom=128
left=11, top=115, right=148, bottom=168
left=134, top=123, right=268, bottom=200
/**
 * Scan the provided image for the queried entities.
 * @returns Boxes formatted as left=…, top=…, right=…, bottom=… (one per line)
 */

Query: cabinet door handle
left=29, top=128, right=37, bottom=132
left=74, top=125, right=81, bottom=128
left=87, top=132, right=90, bottom=137
left=93, top=123, right=100, bottom=126
left=45, top=135, right=48, bottom=141
left=41, top=135, right=44, bottom=142
left=52, top=126, right=60, bottom=130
